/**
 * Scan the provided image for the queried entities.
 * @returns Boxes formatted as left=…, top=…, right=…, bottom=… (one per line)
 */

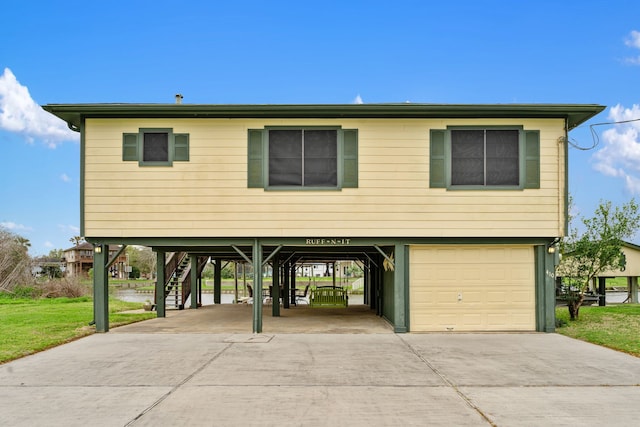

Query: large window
left=247, top=127, right=358, bottom=190
left=451, top=129, right=519, bottom=186
left=269, top=129, right=338, bottom=187
left=122, top=128, right=189, bottom=166
left=430, top=127, right=540, bottom=189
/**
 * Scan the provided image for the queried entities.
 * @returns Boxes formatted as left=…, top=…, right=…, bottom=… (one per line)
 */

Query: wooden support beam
left=214, top=258, right=221, bottom=304
left=106, top=244, right=127, bottom=269
left=253, top=240, right=263, bottom=333
left=190, top=255, right=198, bottom=309
left=393, top=244, right=408, bottom=333
left=272, top=253, right=280, bottom=316
left=598, top=277, right=607, bottom=306
left=93, top=244, right=109, bottom=332
left=630, top=277, right=639, bottom=304
left=155, top=251, right=166, bottom=317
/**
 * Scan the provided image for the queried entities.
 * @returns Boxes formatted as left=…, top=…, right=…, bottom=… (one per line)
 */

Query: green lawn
left=0, top=296, right=155, bottom=364
left=555, top=304, right=640, bottom=357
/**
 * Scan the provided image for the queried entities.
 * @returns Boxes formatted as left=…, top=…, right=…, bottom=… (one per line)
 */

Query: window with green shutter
left=429, top=127, right=539, bottom=190
left=247, top=127, right=358, bottom=190
left=122, top=129, right=190, bottom=166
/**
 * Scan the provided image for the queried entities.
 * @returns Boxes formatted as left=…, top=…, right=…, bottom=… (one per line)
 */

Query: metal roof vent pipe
left=175, top=94, right=183, bottom=104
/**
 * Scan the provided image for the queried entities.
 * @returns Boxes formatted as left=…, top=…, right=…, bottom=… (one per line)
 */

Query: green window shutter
left=342, top=129, right=358, bottom=188
left=247, top=129, right=264, bottom=188
left=122, top=133, right=138, bottom=161
left=174, top=133, right=190, bottom=161
left=524, top=130, right=540, bottom=189
left=430, top=129, right=446, bottom=188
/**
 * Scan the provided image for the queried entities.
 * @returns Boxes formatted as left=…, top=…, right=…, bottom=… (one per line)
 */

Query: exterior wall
left=409, top=245, right=536, bottom=331
left=83, top=117, right=566, bottom=239
left=599, top=245, right=640, bottom=277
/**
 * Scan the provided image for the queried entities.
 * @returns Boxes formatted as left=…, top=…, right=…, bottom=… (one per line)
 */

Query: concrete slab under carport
left=114, top=303, right=395, bottom=334
left=1, top=332, right=639, bottom=426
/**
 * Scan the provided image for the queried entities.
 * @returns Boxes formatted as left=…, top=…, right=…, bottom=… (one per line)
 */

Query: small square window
left=143, top=133, right=169, bottom=162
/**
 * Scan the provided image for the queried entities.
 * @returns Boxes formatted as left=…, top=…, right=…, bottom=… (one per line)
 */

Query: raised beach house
left=44, top=102, right=605, bottom=333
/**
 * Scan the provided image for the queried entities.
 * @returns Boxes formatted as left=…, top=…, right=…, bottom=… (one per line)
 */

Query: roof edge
left=42, top=103, right=606, bottom=130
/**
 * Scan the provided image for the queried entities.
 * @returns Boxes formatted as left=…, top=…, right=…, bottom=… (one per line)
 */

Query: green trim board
left=43, top=103, right=605, bottom=131
left=80, top=118, right=86, bottom=237
left=84, top=236, right=559, bottom=252
left=534, top=245, right=557, bottom=332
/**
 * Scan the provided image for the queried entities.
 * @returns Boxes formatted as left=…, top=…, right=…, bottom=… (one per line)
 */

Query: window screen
left=451, top=129, right=519, bottom=186
left=486, top=130, right=519, bottom=185
left=269, top=130, right=303, bottom=186
left=451, top=130, right=484, bottom=185
left=304, top=130, right=337, bottom=186
left=268, top=129, right=337, bottom=187
left=143, top=133, right=169, bottom=162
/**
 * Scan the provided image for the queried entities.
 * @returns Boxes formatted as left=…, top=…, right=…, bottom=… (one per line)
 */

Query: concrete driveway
left=1, top=328, right=639, bottom=426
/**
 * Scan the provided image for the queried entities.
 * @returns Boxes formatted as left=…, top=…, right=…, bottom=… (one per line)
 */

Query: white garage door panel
left=410, top=245, right=535, bottom=331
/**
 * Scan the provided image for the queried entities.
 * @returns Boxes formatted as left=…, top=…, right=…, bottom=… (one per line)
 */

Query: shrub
left=10, top=285, right=42, bottom=299
left=38, top=277, right=91, bottom=298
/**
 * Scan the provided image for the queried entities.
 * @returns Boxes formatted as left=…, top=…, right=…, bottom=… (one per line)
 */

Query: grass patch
left=555, top=304, right=640, bottom=357
left=0, top=296, right=155, bottom=364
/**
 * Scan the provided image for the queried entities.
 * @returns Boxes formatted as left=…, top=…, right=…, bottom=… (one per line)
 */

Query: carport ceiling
left=150, top=245, right=388, bottom=264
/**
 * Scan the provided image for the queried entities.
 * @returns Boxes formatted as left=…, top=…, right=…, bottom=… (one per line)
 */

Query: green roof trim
left=42, top=103, right=606, bottom=131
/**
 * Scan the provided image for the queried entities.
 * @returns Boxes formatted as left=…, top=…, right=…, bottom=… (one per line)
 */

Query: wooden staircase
left=157, top=252, right=210, bottom=310
left=165, top=255, right=191, bottom=309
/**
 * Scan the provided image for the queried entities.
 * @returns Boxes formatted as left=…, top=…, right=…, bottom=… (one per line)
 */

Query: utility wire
left=568, top=117, right=640, bottom=151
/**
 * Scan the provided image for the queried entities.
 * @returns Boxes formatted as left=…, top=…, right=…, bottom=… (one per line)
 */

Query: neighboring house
left=579, top=241, right=640, bottom=303
left=63, top=242, right=128, bottom=279
left=44, top=102, right=604, bottom=333
left=32, top=256, right=65, bottom=278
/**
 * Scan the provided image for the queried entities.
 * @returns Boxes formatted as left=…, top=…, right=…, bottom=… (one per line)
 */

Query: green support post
left=544, top=249, right=557, bottom=332
left=253, top=240, right=263, bottom=333
left=535, top=245, right=557, bottom=332
left=283, top=261, right=291, bottom=307
left=272, top=253, right=280, bottom=316
left=93, top=244, right=109, bottom=333
left=214, top=258, right=221, bottom=304
left=290, top=263, right=296, bottom=305
left=155, top=251, right=166, bottom=318
left=191, top=255, right=198, bottom=309
left=393, top=244, right=408, bottom=333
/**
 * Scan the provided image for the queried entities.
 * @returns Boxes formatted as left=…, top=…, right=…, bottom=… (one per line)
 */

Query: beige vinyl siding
left=83, top=118, right=565, bottom=238
left=409, top=245, right=536, bottom=331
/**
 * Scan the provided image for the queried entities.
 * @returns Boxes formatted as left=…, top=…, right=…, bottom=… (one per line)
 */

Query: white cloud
left=43, top=241, right=54, bottom=249
left=60, top=173, right=71, bottom=182
left=625, top=30, right=640, bottom=49
left=58, top=224, right=80, bottom=234
left=0, top=221, right=33, bottom=232
left=0, top=68, right=79, bottom=147
left=624, top=30, right=640, bottom=65
left=352, top=94, right=364, bottom=104
left=592, top=104, right=640, bottom=194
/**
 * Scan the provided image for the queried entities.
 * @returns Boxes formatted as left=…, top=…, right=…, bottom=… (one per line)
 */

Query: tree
left=126, top=246, right=156, bottom=279
left=48, top=248, right=64, bottom=259
left=0, top=227, right=33, bottom=292
left=69, top=236, right=84, bottom=247
left=15, top=236, right=31, bottom=251
left=558, top=199, right=640, bottom=320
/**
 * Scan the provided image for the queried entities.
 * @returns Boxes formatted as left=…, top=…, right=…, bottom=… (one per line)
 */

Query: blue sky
left=1, top=0, right=640, bottom=255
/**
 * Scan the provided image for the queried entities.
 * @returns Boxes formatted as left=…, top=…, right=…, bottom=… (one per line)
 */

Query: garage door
left=410, top=245, right=535, bottom=331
